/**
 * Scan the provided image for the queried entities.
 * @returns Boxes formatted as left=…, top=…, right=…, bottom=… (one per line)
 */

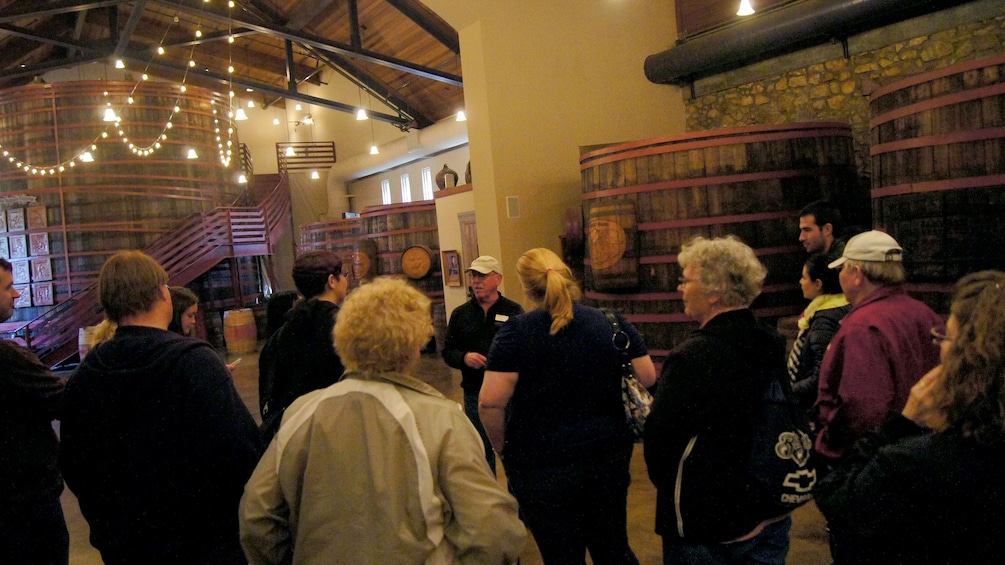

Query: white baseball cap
left=829, top=230, right=903, bottom=269
left=468, top=256, right=502, bottom=274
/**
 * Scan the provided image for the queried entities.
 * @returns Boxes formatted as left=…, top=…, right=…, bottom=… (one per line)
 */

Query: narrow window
left=421, top=167, right=433, bottom=200
left=401, top=173, right=412, bottom=203
left=381, top=179, right=391, bottom=205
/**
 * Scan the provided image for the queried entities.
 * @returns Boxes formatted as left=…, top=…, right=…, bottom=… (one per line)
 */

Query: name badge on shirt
left=495, top=314, right=510, bottom=323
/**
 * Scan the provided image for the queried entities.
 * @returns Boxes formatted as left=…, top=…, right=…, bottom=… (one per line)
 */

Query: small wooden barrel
left=402, top=245, right=434, bottom=279
left=223, top=308, right=257, bottom=354
left=353, top=238, right=379, bottom=282
left=871, top=52, right=1005, bottom=311
left=578, top=122, right=863, bottom=358
left=588, top=200, right=639, bottom=290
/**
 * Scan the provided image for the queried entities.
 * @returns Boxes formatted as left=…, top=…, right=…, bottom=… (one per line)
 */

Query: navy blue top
left=486, top=303, right=647, bottom=466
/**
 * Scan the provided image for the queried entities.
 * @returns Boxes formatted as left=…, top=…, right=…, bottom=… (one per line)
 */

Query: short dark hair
left=292, top=250, right=343, bottom=299
left=805, top=254, right=842, bottom=295
left=799, top=200, right=842, bottom=233
left=168, top=286, right=199, bottom=334
left=0, top=257, right=11, bottom=273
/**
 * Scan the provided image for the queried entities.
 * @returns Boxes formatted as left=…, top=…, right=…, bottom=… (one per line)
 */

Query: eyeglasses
left=930, top=327, right=951, bottom=345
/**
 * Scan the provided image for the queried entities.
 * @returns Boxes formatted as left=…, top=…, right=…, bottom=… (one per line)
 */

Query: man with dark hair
left=798, top=200, right=845, bottom=257
left=60, top=250, right=261, bottom=565
left=258, top=250, right=348, bottom=442
left=443, top=255, right=523, bottom=474
left=0, top=258, right=69, bottom=565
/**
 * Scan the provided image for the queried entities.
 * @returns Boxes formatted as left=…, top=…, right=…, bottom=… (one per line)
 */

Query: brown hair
left=292, top=250, right=343, bottom=299
left=935, top=270, right=1005, bottom=445
left=168, top=286, right=199, bottom=335
left=517, top=248, right=581, bottom=335
left=99, top=250, right=169, bottom=323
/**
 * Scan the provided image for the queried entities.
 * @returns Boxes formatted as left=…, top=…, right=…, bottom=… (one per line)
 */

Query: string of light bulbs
left=0, top=0, right=240, bottom=174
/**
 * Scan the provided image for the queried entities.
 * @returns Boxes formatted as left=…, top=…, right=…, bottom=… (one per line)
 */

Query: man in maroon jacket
left=814, top=231, right=942, bottom=467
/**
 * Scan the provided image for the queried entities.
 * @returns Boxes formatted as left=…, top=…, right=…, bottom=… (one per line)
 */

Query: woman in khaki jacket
left=239, top=277, right=526, bottom=564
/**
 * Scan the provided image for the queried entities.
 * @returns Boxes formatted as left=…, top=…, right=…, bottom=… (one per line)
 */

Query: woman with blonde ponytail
left=480, top=247, right=656, bottom=564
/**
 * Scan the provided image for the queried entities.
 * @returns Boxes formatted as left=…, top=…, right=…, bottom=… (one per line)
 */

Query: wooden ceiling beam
left=0, top=0, right=129, bottom=24
left=147, top=0, right=461, bottom=86
left=383, top=0, right=459, bottom=54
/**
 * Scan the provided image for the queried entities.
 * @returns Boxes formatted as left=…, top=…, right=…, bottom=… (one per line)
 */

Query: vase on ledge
left=435, top=164, right=458, bottom=189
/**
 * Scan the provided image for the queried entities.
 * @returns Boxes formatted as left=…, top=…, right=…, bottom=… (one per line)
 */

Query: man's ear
left=822, top=223, right=834, bottom=238
left=327, top=273, right=339, bottom=288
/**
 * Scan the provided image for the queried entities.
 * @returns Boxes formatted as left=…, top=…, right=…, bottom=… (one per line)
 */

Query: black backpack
left=746, top=366, right=819, bottom=516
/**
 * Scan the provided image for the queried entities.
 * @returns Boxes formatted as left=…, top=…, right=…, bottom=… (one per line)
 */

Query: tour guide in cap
left=442, top=256, right=524, bottom=474
left=814, top=230, right=942, bottom=467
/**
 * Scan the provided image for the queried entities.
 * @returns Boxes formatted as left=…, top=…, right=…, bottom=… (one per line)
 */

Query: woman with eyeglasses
left=816, top=270, right=1005, bottom=564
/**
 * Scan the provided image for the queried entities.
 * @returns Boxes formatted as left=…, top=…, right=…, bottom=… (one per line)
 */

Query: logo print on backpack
left=774, top=430, right=812, bottom=467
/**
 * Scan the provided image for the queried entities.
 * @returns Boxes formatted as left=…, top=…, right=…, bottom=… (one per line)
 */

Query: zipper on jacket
left=675, top=435, right=698, bottom=538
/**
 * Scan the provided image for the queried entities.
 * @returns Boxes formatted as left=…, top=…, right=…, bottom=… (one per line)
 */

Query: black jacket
left=816, top=415, right=1005, bottom=565
left=442, top=294, right=524, bottom=393
left=60, top=326, right=261, bottom=565
left=790, top=303, right=851, bottom=409
left=0, top=340, right=65, bottom=508
left=644, top=309, right=786, bottom=542
left=258, top=298, right=344, bottom=442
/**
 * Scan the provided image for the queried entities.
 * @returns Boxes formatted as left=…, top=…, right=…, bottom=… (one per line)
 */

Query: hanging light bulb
left=456, top=110, right=467, bottom=122
left=295, top=103, right=302, bottom=111
left=273, top=117, right=280, bottom=125
left=356, top=108, right=368, bottom=120
left=285, top=145, right=296, bottom=157
left=237, top=174, right=248, bottom=184
left=247, top=99, right=255, bottom=108
left=80, top=152, right=94, bottom=162
left=370, top=144, right=379, bottom=155
left=114, top=59, right=125, bottom=69
left=311, top=170, right=320, bottom=180
left=737, top=0, right=755, bottom=16
left=234, top=108, right=249, bottom=121
left=187, top=148, right=199, bottom=159
left=103, top=108, right=118, bottom=121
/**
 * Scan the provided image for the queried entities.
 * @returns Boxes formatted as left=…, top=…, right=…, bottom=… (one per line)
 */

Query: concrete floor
left=62, top=349, right=832, bottom=564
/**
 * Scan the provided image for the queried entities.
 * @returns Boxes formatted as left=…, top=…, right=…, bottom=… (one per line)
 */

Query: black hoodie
left=60, top=326, right=261, bottom=565
left=644, top=308, right=787, bottom=543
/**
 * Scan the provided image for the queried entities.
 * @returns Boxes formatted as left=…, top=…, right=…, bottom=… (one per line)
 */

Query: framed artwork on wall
left=29, top=233, right=49, bottom=256
left=14, top=285, right=31, bottom=308
left=8, top=235, right=27, bottom=259
left=7, top=208, right=25, bottom=231
left=442, top=250, right=461, bottom=287
left=12, top=260, right=30, bottom=284
left=26, top=206, right=47, bottom=230
left=31, top=257, right=52, bottom=281
left=32, top=283, right=54, bottom=306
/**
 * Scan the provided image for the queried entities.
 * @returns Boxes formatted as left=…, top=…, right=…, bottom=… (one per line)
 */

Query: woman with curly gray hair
left=644, top=235, right=792, bottom=565
left=240, top=277, right=526, bottom=564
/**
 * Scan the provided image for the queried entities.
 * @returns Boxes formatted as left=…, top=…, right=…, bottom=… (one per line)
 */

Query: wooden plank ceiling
left=0, top=0, right=464, bottom=129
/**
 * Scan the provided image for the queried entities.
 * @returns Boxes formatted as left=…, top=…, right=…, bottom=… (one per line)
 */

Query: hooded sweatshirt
left=644, top=308, right=787, bottom=543
left=60, top=326, right=261, bottom=565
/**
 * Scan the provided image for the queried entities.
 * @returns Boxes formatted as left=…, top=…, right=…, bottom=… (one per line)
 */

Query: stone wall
left=685, top=11, right=1005, bottom=178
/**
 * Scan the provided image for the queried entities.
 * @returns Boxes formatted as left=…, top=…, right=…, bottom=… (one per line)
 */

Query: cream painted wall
left=348, top=146, right=470, bottom=210
left=434, top=189, right=476, bottom=316
left=421, top=1, right=687, bottom=305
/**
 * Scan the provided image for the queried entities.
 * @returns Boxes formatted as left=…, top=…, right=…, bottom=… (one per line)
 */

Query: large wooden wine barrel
left=870, top=53, right=1005, bottom=313
left=0, top=81, right=239, bottom=323
left=579, top=122, right=863, bottom=362
left=360, top=202, right=445, bottom=351
left=296, top=217, right=363, bottom=289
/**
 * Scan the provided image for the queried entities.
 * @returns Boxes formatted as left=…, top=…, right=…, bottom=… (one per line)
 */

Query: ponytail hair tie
left=546, top=268, right=553, bottom=274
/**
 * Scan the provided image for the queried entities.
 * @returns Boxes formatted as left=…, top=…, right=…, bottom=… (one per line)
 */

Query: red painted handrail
left=23, top=176, right=291, bottom=367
